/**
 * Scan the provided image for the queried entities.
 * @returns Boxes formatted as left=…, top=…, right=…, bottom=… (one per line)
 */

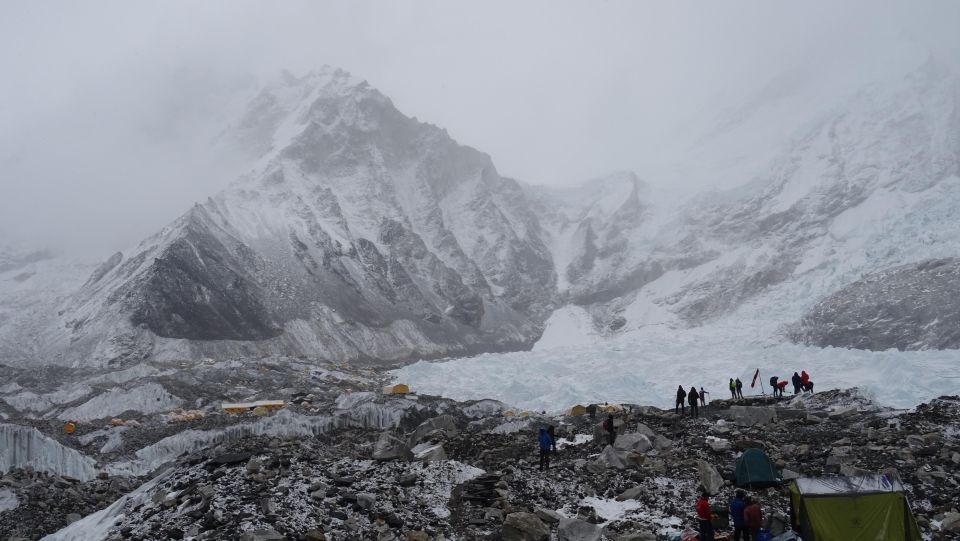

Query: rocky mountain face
left=789, top=258, right=960, bottom=351
left=3, top=59, right=960, bottom=366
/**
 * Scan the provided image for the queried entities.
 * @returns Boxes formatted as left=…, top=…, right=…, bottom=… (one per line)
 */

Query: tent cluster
left=567, top=403, right=624, bottom=416
left=222, top=400, right=286, bottom=414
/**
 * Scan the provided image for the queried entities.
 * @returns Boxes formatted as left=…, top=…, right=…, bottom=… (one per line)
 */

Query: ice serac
left=790, top=258, right=960, bottom=351
left=43, top=67, right=555, bottom=367
left=0, top=424, right=98, bottom=481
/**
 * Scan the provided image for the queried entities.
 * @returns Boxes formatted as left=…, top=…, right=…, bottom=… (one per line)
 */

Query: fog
left=1, top=1, right=959, bottom=256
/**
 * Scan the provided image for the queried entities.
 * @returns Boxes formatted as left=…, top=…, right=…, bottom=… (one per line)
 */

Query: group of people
left=769, top=370, right=814, bottom=397
left=728, top=378, right=744, bottom=399
left=675, top=385, right=708, bottom=418
left=696, top=489, right=763, bottom=541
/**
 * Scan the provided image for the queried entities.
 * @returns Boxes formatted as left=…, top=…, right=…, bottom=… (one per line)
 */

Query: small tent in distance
left=567, top=405, right=587, bottom=416
left=735, top=448, right=780, bottom=488
left=383, top=383, right=410, bottom=395
left=790, top=474, right=922, bottom=541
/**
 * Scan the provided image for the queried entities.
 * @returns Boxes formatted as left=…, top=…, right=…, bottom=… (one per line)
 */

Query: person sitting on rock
left=537, top=426, right=554, bottom=471
left=744, top=496, right=763, bottom=541
left=696, top=490, right=715, bottom=541
left=729, top=378, right=737, bottom=399
left=676, top=385, right=687, bottom=415
left=730, top=489, right=749, bottom=541
left=688, top=386, right=700, bottom=418
left=735, top=378, right=744, bottom=399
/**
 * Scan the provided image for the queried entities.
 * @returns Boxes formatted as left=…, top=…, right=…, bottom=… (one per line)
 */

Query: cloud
left=1, top=0, right=958, bottom=255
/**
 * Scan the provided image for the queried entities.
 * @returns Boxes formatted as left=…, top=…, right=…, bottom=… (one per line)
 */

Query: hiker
left=676, top=385, right=687, bottom=415
left=546, top=425, right=557, bottom=452
left=791, top=372, right=802, bottom=395
left=735, top=378, right=744, bottom=399
left=769, top=376, right=779, bottom=397
left=688, top=386, right=700, bottom=418
left=776, top=380, right=788, bottom=397
left=729, top=378, right=737, bottom=399
left=730, top=489, right=748, bottom=541
left=538, top=426, right=553, bottom=471
left=744, top=496, right=763, bottom=541
left=801, top=370, right=810, bottom=388
left=700, top=386, right=707, bottom=407
left=696, top=490, right=714, bottom=541
left=602, top=414, right=616, bottom=445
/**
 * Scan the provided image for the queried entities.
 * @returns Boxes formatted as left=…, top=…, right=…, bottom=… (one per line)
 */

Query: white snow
left=556, top=434, right=593, bottom=449
left=0, top=487, right=18, bottom=512
left=533, top=305, right=600, bottom=351
left=57, top=383, right=183, bottom=421
left=580, top=496, right=643, bottom=521
left=393, top=321, right=960, bottom=412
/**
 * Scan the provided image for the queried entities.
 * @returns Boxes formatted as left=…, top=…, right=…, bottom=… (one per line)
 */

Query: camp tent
left=383, top=383, right=410, bottom=395
left=735, top=448, right=780, bottom=488
left=568, top=405, right=587, bottom=416
left=790, top=475, right=921, bottom=541
left=600, top=404, right=624, bottom=413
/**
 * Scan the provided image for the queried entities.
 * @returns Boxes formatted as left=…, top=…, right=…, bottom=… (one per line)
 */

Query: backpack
left=769, top=376, right=777, bottom=387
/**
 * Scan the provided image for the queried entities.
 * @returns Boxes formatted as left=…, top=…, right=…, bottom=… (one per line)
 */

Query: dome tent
left=735, top=448, right=780, bottom=488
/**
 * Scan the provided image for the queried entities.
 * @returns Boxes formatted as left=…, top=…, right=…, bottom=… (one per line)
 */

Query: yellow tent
left=519, top=411, right=530, bottom=418
left=383, top=383, right=410, bottom=395
left=63, top=422, right=76, bottom=434
left=222, top=400, right=285, bottom=414
left=503, top=410, right=516, bottom=417
left=601, top=404, right=624, bottom=413
left=568, top=405, right=587, bottom=416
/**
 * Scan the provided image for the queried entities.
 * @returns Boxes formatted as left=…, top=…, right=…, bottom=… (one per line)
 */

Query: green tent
left=790, top=475, right=922, bottom=541
left=735, top=448, right=779, bottom=488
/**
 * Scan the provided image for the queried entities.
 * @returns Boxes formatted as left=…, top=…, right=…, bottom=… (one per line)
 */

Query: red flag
left=750, top=368, right=760, bottom=388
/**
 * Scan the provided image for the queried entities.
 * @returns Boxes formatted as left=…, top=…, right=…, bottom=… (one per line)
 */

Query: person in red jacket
left=800, top=370, right=810, bottom=387
left=696, top=490, right=714, bottom=541
left=744, top=496, right=763, bottom=540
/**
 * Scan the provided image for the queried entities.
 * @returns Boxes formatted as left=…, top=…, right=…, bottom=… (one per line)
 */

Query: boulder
left=616, top=486, right=645, bottom=501
left=941, top=512, right=960, bottom=533
left=652, top=435, right=673, bottom=451
left=616, top=532, right=656, bottom=541
left=502, top=512, right=550, bottom=541
left=239, top=529, right=284, bottom=541
left=412, top=443, right=447, bottom=463
left=535, top=507, right=563, bottom=524
left=697, top=460, right=724, bottom=495
left=707, top=438, right=731, bottom=452
left=557, top=518, right=602, bottom=541
left=613, top=433, right=652, bottom=453
left=411, top=414, right=459, bottom=443
left=595, top=446, right=629, bottom=470
left=373, top=432, right=413, bottom=461
left=729, top=406, right=777, bottom=427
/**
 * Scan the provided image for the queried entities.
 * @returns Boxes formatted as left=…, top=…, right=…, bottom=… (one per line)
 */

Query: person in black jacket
left=688, top=386, right=700, bottom=418
left=675, top=385, right=687, bottom=415
left=792, top=372, right=802, bottom=395
left=735, top=378, right=744, bottom=399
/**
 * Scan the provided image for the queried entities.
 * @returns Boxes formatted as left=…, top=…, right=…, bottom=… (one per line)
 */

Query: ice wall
left=0, top=424, right=98, bottom=481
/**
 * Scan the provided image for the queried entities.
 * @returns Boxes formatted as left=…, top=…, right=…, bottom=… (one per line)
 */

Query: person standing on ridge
left=538, top=426, right=554, bottom=471
left=602, top=414, right=616, bottom=445
left=730, top=489, right=749, bottom=541
left=769, top=376, right=779, bottom=397
left=676, top=385, right=687, bottom=415
left=696, top=490, right=714, bottom=541
left=792, top=372, right=802, bottom=395
left=688, top=386, right=700, bottom=418
left=729, top=378, right=737, bottom=399
left=735, top=378, right=744, bottom=399
left=744, top=496, right=763, bottom=541
left=700, top=386, right=707, bottom=407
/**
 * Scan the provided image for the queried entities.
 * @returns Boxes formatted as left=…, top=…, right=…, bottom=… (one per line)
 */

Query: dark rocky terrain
left=8, top=380, right=956, bottom=541
left=790, top=258, right=960, bottom=351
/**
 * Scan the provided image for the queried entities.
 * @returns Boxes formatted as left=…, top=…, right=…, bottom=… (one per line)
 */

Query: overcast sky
left=1, top=1, right=959, bottom=256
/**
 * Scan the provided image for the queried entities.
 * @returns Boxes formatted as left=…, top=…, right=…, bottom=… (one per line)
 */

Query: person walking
left=696, top=490, right=714, bottom=541
left=735, top=378, right=744, bottom=399
left=675, top=385, right=687, bottom=415
left=537, top=426, right=554, bottom=471
left=688, top=386, right=700, bottom=418
left=744, top=496, right=763, bottom=541
left=700, top=386, right=707, bottom=407
left=730, top=489, right=749, bottom=541
left=729, top=378, right=737, bottom=399
left=602, top=414, right=616, bottom=445
left=791, top=372, right=802, bottom=395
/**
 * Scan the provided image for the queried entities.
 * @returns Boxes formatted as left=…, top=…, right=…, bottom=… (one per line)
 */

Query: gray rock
left=616, top=531, right=656, bottom=541
left=616, top=486, right=645, bottom=501
left=502, top=512, right=550, bottom=541
left=372, top=432, right=412, bottom=461
left=941, top=512, right=960, bottom=533
left=357, top=492, right=376, bottom=510
left=697, top=460, right=724, bottom=495
left=535, top=507, right=563, bottom=524
left=729, top=406, right=777, bottom=427
left=557, top=517, right=602, bottom=541
left=411, top=415, right=459, bottom=443
left=65, top=513, right=82, bottom=524
left=239, top=529, right=285, bottom=541
left=613, top=433, right=652, bottom=454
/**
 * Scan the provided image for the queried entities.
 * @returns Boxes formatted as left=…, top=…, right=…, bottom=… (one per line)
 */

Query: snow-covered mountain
left=2, top=57, right=959, bottom=368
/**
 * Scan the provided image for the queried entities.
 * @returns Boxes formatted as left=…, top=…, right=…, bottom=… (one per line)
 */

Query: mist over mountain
left=1, top=50, right=959, bottom=368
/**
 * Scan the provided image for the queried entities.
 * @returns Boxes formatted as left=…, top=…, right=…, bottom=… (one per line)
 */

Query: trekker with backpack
left=675, top=385, right=687, bottom=415
left=769, top=376, right=779, bottom=397
left=730, top=489, right=749, bottom=540
left=729, top=378, right=737, bottom=399
left=735, top=378, right=744, bottom=399
left=791, top=372, right=802, bottom=395
left=537, top=426, right=554, bottom=471
left=688, top=386, right=699, bottom=418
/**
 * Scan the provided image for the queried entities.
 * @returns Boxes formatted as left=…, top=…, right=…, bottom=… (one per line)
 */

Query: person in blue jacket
left=538, top=426, right=554, bottom=471
left=730, top=489, right=749, bottom=540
